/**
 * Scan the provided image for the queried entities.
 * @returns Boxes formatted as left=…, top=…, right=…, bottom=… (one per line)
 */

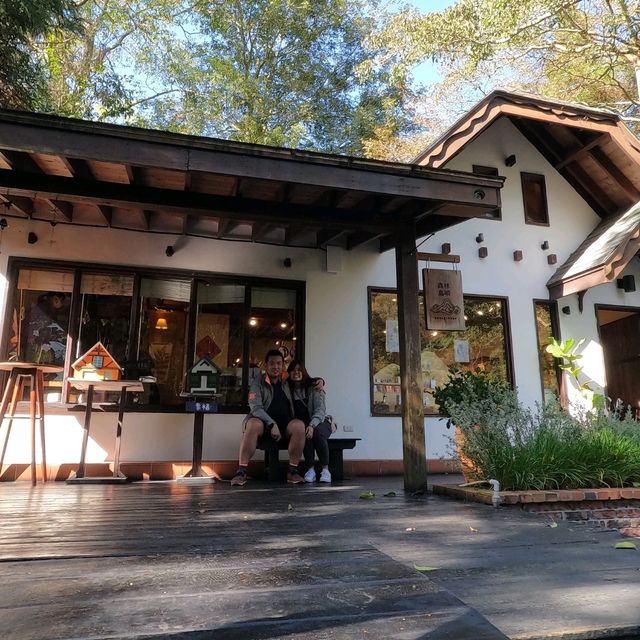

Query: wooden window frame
left=2, top=257, right=305, bottom=413
left=521, top=172, right=550, bottom=226
left=533, top=299, right=561, bottom=403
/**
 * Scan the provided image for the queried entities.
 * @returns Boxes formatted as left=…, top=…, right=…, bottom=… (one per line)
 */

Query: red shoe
left=287, top=469, right=304, bottom=484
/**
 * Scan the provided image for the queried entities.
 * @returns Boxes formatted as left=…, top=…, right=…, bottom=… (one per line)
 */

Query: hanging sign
left=423, top=268, right=466, bottom=331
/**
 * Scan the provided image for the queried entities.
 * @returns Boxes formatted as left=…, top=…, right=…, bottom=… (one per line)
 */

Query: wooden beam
left=317, top=229, right=347, bottom=248
left=0, top=195, right=33, bottom=217
left=554, top=134, right=609, bottom=169
left=346, top=231, right=384, bottom=250
left=0, top=171, right=395, bottom=233
left=285, top=225, right=307, bottom=245
left=96, top=204, right=112, bottom=225
left=0, top=149, right=41, bottom=173
left=66, top=157, right=95, bottom=180
left=251, top=222, right=272, bottom=242
left=395, top=223, right=427, bottom=492
left=589, top=147, right=640, bottom=202
left=216, top=218, right=239, bottom=238
left=416, top=252, right=461, bottom=263
left=48, top=200, right=73, bottom=222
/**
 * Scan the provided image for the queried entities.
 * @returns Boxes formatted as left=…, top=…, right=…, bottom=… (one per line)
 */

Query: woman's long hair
left=287, top=359, right=312, bottom=388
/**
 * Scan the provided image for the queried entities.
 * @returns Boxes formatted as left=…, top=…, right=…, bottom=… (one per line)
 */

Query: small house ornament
left=72, top=342, right=122, bottom=381
left=189, top=357, right=220, bottom=395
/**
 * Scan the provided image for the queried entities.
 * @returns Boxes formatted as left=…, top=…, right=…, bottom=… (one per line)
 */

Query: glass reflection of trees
left=370, top=290, right=510, bottom=415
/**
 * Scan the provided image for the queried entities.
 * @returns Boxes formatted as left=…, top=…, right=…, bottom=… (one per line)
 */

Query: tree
left=41, top=0, right=178, bottom=119
left=377, top=0, right=640, bottom=131
left=0, top=0, right=79, bottom=109
left=133, top=0, right=414, bottom=154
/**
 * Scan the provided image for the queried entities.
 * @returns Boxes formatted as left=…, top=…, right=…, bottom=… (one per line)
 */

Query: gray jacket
left=248, top=375, right=326, bottom=427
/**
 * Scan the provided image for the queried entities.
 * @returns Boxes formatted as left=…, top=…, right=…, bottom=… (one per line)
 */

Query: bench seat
left=256, top=437, right=361, bottom=481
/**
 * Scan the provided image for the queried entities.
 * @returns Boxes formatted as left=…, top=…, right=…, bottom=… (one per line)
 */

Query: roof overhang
left=416, top=89, right=640, bottom=219
left=0, top=109, right=503, bottom=252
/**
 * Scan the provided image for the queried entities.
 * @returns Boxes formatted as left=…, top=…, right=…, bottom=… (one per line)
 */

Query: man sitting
left=231, top=349, right=306, bottom=486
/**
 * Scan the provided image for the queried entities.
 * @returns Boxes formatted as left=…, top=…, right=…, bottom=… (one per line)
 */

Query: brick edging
left=432, top=484, right=640, bottom=505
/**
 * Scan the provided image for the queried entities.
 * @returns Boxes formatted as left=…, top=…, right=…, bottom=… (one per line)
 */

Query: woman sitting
left=286, top=359, right=332, bottom=483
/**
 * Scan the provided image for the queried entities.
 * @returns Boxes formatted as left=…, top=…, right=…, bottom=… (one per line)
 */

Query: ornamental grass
left=445, top=389, right=640, bottom=492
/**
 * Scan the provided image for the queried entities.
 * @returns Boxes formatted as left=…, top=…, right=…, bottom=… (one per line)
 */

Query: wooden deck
left=0, top=477, right=505, bottom=640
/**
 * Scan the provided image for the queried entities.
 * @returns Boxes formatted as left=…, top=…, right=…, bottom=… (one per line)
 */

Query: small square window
left=521, top=173, right=549, bottom=225
left=91, top=355, right=104, bottom=368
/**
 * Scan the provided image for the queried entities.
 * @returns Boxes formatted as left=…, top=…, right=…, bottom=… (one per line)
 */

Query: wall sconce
left=562, top=306, right=571, bottom=315
left=476, top=233, right=484, bottom=243
left=165, top=245, right=175, bottom=257
left=27, top=232, right=38, bottom=245
left=283, top=257, right=292, bottom=268
left=617, top=275, right=636, bottom=292
left=540, top=240, right=549, bottom=250
left=155, top=318, right=168, bottom=330
left=441, top=243, right=451, bottom=254
left=505, top=154, right=517, bottom=167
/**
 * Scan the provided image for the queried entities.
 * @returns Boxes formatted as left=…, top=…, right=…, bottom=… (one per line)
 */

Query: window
left=5, top=259, right=304, bottom=411
left=521, top=172, right=549, bottom=225
left=369, top=289, right=512, bottom=415
left=535, top=301, right=560, bottom=403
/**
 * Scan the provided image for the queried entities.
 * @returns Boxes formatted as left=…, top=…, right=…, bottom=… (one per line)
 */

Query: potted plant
left=434, top=367, right=509, bottom=481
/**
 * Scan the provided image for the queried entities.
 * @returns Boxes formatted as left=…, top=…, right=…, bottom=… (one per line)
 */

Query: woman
left=286, top=360, right=332, bottom=483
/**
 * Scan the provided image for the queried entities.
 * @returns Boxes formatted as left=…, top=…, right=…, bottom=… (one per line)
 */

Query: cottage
left=71, top=342, right=122, bottom=381
left=0, top=90, right=638, bottom=484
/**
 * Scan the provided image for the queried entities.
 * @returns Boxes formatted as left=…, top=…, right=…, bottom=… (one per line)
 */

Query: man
left=231, top=349, right=306, bottom=486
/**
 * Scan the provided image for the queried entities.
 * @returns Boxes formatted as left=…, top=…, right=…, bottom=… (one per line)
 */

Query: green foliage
left=0, top=0, right=80, bottom=109
left=434, top=367, right=510, bottom=425
left=377, top=0, right=640, bottom=129
left=447, top=390, right=640, bottom=491
left=545, top=337, right=605, bottom=409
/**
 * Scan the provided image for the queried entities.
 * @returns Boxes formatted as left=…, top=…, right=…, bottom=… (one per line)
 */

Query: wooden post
left=395, top=223, right=427, bottom=492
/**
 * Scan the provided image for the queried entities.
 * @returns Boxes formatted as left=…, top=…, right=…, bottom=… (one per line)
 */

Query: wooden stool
left=0, top=363, right=63, bottom=485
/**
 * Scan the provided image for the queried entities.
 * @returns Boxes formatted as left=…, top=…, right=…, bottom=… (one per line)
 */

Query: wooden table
left=0, top=362, right=63, bottom=485
left=66, top=379, right=144, bottom=484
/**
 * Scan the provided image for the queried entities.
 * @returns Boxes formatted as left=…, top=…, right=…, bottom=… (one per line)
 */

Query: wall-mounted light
left=562, top=306, right=571, bottom=315
left=541, top=240, right=549, bottom=250
left=280, top=322, right=287, bottom=329
left=476, top=233, right=484, bottom=243
left=283, top=257, right=292, bottom=268
left=547, top=254, right=557, bottom=265
left=165, top=245, right=175, bottom=257
left=478, top=247, right=488, bottom=258
left=513, top=250, right=523, bottom=262
left=505, top=154, right=517, bottom=167
left=249, top=318, right=258, bottom=326
left=441, top=243, right=451, bottom=254
left=155, top=318, right=168, bottom=330
left=617, top=275, right=636, bottom=292
left=27, top=232, right=38, bottom=245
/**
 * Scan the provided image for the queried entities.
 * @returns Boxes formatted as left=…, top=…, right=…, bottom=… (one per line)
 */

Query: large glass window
left=534, top=301, right=560, bottom=404
left=369, top=289, right=512, bottom=415
left=4, top=260, right=304, bottom=411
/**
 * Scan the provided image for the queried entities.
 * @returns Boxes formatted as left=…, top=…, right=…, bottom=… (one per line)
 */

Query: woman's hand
left=305, top=425, right=314, bottom=439
left=313, top=378, right=325, bottom=391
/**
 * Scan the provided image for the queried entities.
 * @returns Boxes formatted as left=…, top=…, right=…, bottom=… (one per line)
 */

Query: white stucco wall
left=0, top=116, right=631, bottom=468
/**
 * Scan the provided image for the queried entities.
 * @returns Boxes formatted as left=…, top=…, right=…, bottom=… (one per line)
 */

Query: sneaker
left=304, top=468, right=317, bottom=483
left=319, top=468, right=332, bottom=483
left=287, top=469, right=304, bottom=484
left=230, top=468, right=247, bottom=486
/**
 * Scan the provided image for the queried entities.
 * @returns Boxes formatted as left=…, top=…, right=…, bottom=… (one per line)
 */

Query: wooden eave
left=0, top=109, right=503, bottom=252
left=416, top=89, right=640, bottom=219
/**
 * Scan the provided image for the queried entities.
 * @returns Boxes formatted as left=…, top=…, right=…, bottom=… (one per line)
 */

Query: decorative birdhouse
left=189, top=357, right=221, bottom=395
left=72, top=342, right=122, bottom=381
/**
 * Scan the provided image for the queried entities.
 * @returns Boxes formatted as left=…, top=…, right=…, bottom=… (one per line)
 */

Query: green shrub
left=445, top=388, right=640, bottom=491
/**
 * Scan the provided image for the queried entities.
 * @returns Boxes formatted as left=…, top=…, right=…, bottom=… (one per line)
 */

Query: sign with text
left=423, top=268, right=466, bottom=331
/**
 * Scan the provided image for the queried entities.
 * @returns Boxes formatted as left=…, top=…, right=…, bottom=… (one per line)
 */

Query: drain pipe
left=488, top=479, right=501, bottom=508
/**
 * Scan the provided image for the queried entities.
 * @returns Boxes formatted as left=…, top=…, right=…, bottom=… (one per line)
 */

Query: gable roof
left=72, top=341, right=122, bottom=371
left=416, top=89, right=640, bottom=218
left=416, top=89, right=640, bottom=297
left=547, top=201, right=640, bottom=299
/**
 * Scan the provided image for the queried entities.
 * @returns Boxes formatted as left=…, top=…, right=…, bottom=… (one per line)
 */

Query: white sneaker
left=304, top=468, right=317, bottom=483
left=319, top=468, right=332, bottom=483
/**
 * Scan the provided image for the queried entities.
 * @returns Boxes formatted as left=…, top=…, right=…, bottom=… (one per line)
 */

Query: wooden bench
left=256, top=437, right=361, bottom=481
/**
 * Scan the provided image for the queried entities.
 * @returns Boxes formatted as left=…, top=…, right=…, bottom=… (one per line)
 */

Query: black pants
left=303, top=419, right=332, bottom=467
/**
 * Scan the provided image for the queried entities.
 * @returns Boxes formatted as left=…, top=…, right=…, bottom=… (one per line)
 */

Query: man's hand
left=269, top=424, right=281, bottom=441
left=305, top=425, right=314, bottom=439
left=313, top=378, right=325, bottom=391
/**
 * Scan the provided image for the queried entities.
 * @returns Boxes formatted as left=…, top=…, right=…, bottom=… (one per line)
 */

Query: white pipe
left=488, top=479, right=501, bottom=508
